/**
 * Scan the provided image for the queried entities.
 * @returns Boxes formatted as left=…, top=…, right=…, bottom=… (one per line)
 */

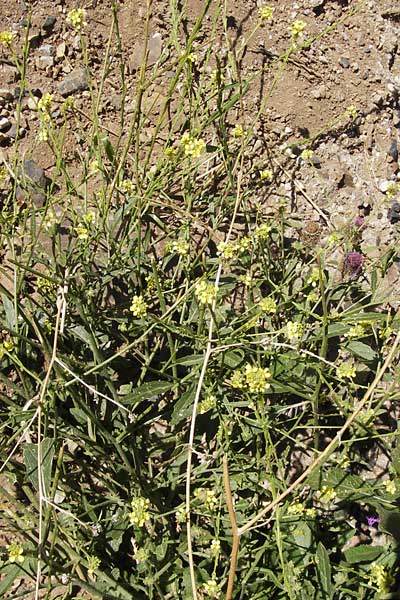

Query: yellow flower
left=195, top=488, right=218, bottom=511
left=66, top=8, right=87, bottom=30
left=368, top=563, right=393, bottom=593
left=37, top=92, right=53, bottom=113
left=87, top=555, right=100, bottom=579
left=287, top=501, right=305, bottom=515
left=203, top=578, right=220, bottom=598
left=211, top=69, right=225, bottom=85
left=344, top=323, right=368, bottom=339
left=315, top=486, right=337, bottom=504
left=258, top=297, right=277, bottom=315
left=199, top=393, right=217, bottom=414
left=180, top=132, right=206, bottom=158
left=195, top=280, right=216, bottom=306
left=301, top=149, right=314, bottom=161
left=254, top=223, right=271, bottom=241
left=75, top=224, right=89, bottom=240
left=164, top=146, right=176, bottom=159
left=210, top=539, right=221, bottom=557
left=383, top=479, right=396, bottom=495
left=232, top=124, right=244, bottom=138
left=346, top=105, right=357, bottom=119
left=217, top=240, right=238, bottom=260
left=239, top=274, right=252, bottom=287
left=0, top=31, right=16, bottom=46
left=129, top=497, right=150, bottom=527
left=130, top=295, right=148, bottom=318
left=290, top=20, right=306, bottom=37
left=186, top=52, right=197, bottom=64
left=168, top=238, right=190, bottom=256
left=244, top=364, right=271, bottom=392
left=120, top=179, right=135, bottom=195
left=260, top=168, right=273, bottom=181
left=259, top=6, right=273, bottom=20
left=7, top=542, right=24, bottom=564
left=286, top=321, right=304, bottom=342
left=336, top=362, right=356, bottom=380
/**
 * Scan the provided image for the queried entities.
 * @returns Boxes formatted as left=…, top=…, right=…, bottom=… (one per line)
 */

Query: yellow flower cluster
left=232, top=124, right=244, bottom=138
left=120, top=179, right=135, bottom=195
left=336, top=362, right=356, bottom=380
left=383, top=479, right=396, bottom=495
left=258, top=297, right=277, bottom=315
left=254, top=223, right=271, bottom=241
left=290, top=19, right=306, bottom=37
left=199, top=393, right=217, bottom=414
left=287, top=501, right=316, bottom=517
left=231, top=363, right=271, bottom=393
left=315, top=486, right=337, bottom=504
left=129, top=497, right=150, bottom=527
left=195, top=280, right=216, bottom=306
left=180, top=132, right=206, bottom=158
left=286, top=321, right=304, bottom=342
left=87, top=555, right=101, bottom=579
left=210, top=539, right=221, bottom=557
left=346, top=105, right=357, bottom=119
left=368, top=563, right=393, bottom=593
left=301, top=149, right=314, bottom=161
left=0, top=31, right=16, bottom=46
left=259, top=6, right=273, bottom=20
left=203, top=578, right=220, bottom=598
left=168, top=238, right=190, bottom=256
left=7, top=542, right=24, bottom=564
left=0, top=340, right=14, bottom=360
left=37, top=92, right=53, bottom=114
left=345, top=323, right=369, bottom=339
left=66, top=8, right=87, bottom=30
left=130, top=295, right=148, bottom=318
left=260, top=168, right=273, bottom=181
left=195, top=488, right=218, bottom=511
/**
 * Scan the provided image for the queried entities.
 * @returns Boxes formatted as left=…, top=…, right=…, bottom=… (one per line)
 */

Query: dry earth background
left=1, top=0, right=400, bottom=598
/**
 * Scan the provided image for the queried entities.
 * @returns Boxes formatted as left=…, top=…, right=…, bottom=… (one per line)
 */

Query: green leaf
left=175, top=354, right=204, bottom=366
left=23, top=438, right=55, bottom=492
left=347, top=341, right=377, bottom=363
left=344, top=544, right=384, bottom=564
left=120, top=380, right=175, bottom=404
left=378, top=508, right=400, bottom=541
left=316, top=542, right=332, bottom=598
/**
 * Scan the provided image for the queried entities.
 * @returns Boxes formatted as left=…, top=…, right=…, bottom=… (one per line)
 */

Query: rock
left=58, top=68, right=88, bottom=96
left=28, top=29, right=41, bottom=49
left=27, top=97, right=37, bottom=110
left=0, top=132, right=9, bottom=146
left=378, top=180, right=392, bottom=193
left=388, top=139, right=398, bottom=162
left=42, top=15, right=56, bottom=33
left=0, top=89, right=13, bottom=101
left=388, top=202, right=400, bottom=224
left=394, top=111, right=400, bottom=128
left=339, top=57, right=350, bottom=68
left=148, top=32, right=162, bottom=64
left=39, top=44, right=55, bottom=56
left=0, top=117, right=11, bottom=132
left=17, top=159, right=50, bottom=206
left=311, top=85, right=326, bottom=99
left=37, top=55, right=54, bottom=69
left=56, top=41, right=66, bottom=58
left=8, top=123, right=25, bottom=139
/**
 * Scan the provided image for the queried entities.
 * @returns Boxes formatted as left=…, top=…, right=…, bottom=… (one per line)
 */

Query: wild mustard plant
left=130, top=295, right=148, bottom=318
left=66, top=8, right=87, bottom=30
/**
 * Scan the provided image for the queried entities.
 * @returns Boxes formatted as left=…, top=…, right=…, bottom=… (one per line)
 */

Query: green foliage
left=0, top=0, right=399, bottom=598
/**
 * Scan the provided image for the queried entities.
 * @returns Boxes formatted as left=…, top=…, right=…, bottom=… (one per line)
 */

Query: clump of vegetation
left=1, top=1, right=399, bottom=599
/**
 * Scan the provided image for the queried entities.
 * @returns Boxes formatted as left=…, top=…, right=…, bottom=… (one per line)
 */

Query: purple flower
left=354, top=216, right=366, bottom=230
left=344, top=251, right=364, bottom=278
left=367, top=516, right=380, bottom=528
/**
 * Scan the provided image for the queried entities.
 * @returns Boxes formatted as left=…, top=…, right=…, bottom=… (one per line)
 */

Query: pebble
left=0, top=89, right=13, bottom=101
left=0, top=117, right=11, bottom=132
left=388, top=202, right=400, bottom=224
left=388, top=139, right=398, bottom=162
left=378, top=180, right=392, bottom=193
left=339, top=57, right=350, bottom=68
left=7, top=123, right=25, bottom=139
left=42, top=15, right=56, bottom=33
left=0, top=132, right=9, bottom=146
left=58, top=67, right=88, bottom=96
left=56, top=41, right=66, bottom=58
left=37, top=56, right=54, bottom=69
left=129, top=32, right=162, bottom=72
left=39, top=44, right=55, bottom=57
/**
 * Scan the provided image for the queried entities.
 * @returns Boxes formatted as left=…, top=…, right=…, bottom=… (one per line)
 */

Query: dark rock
left=0, top=117, right=11, bottom=132
left=32, top=88, right=42, bottom=98
left=28, top=29, right=42, bottom=49
left=388, top=139, right=398, bottom=162
left=339, top=57, right=350, bottom=68
left=8, top=123, right=26, bottom=140
left=388, top=202, right=400, bottom=224
left=17, top=159, right=50, bottom=206
left=0, top=89, right=13, bottom=101
left=58, top=68, right=88, bottom=96
left=42, top=16, right=56, bottom=33
left=0, top=132, right=10, bottom=146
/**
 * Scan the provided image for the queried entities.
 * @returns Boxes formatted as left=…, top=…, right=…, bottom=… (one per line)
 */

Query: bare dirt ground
left=0, top=0, right=400, bottom=597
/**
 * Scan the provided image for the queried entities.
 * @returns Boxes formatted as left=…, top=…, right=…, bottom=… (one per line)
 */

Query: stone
left=27, top=97, right=37, bottom=110
left=129, top=32, right=162, bottom=72
left=388, top=202, right=400, bottom=224
left=0, top=132, right=9, bottom=146
left=17, top=159, right=50, bottom=206
left=37, top=55, right=54, bottom=69
left=8, top=123, right=25, bottom=139
left=0, top=89, right=13, bottom=101
left=39, top=44, right=55, bottom=56
left=42, top=15, right=56, bottom=33
left=339, top=57, right=350, bottom=68
left=58, top=68, right=88, bottom=96
left=0, top=117, right=11, bottom=132
left=388, top=139, right=398, bottom=162
left=28, top=29, right=41, bottom=49
left=56, top=41, right=66, bottom=58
